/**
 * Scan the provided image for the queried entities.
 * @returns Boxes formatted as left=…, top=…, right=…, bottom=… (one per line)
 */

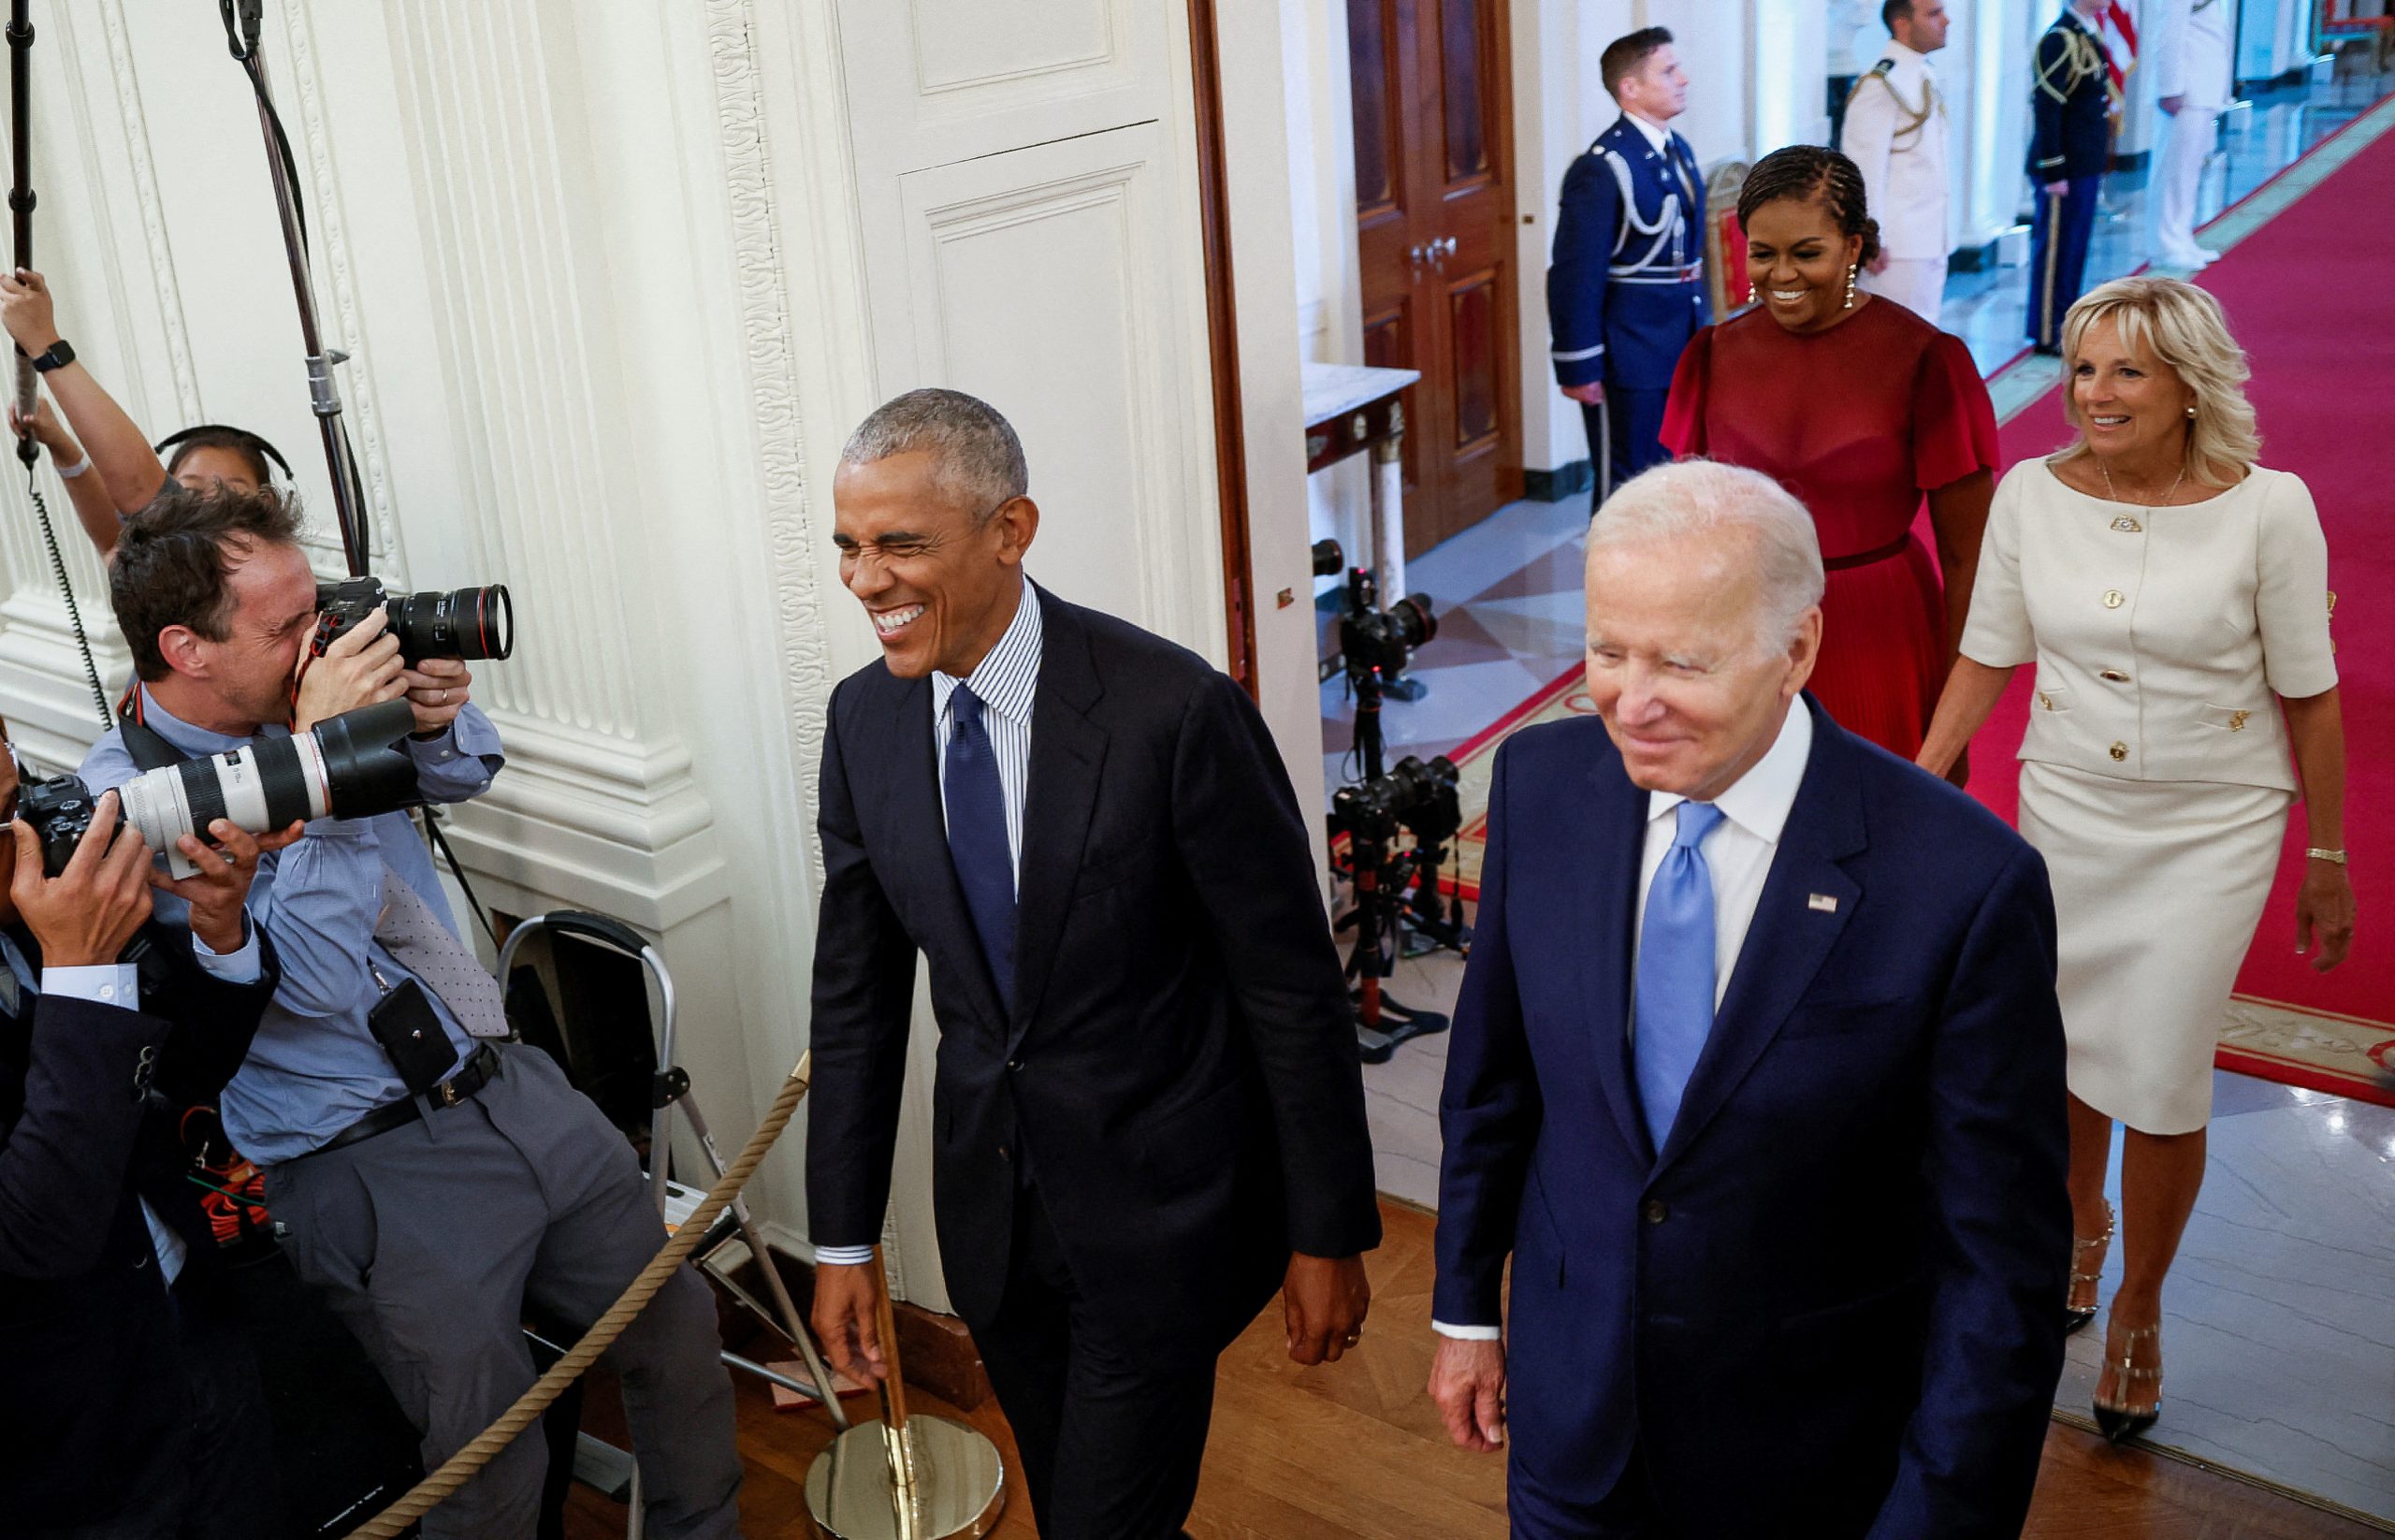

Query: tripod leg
left=678, top=1094, right=852, bottom=1431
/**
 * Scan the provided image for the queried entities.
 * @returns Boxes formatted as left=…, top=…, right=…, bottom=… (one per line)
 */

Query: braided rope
left=341, top=1052, right=815, bottom=1540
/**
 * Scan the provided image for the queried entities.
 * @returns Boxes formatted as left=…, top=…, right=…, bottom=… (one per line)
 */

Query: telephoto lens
left=109, top=700, right=422, bottom=879
left=1312, top=539, right=1345, bottom=578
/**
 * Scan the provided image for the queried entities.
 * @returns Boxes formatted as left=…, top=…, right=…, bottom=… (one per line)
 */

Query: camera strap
left=116, top=687, right=189, bottom=774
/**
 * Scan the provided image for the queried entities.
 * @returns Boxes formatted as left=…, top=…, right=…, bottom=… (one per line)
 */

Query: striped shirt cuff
left=815, top=1244, right=875, bottom=1267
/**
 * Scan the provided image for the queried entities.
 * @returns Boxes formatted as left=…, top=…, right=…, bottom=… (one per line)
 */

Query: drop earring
left=1843, top=264, right=1857, bottom=310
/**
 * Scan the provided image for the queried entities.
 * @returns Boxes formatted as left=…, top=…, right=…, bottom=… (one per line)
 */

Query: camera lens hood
left=311, top=700, right=424, bottom=821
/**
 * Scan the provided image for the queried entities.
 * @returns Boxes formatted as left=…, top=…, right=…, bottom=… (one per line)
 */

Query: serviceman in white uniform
left=2151, top=0, right=2235, bottom=269
left=1840, top=0, right=1953, bottom=322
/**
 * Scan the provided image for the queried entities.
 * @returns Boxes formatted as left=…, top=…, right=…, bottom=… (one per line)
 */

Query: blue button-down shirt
left=80, top=688, right=505, bottom=1165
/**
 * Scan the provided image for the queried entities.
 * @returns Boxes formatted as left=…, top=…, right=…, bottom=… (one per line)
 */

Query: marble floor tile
left=2057, top=1098, right=2395, bottom=1520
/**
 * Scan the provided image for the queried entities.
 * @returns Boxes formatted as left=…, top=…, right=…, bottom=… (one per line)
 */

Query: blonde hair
left=2054, top=276, right=2260, bottom=487
left=1589, top=459, right=1825, bottom=656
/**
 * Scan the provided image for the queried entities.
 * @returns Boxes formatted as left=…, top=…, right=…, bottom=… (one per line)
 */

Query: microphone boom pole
left=8, top=0, right=36, bottom=466
left=225, top=0, right=369, bottom=574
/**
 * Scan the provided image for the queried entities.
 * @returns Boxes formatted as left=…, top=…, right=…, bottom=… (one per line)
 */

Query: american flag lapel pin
left=1807, top=893, right=1839, bottom=914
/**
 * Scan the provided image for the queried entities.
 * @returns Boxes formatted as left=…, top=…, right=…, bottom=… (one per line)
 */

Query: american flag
left=2098, top=0, right=2139, bottom=104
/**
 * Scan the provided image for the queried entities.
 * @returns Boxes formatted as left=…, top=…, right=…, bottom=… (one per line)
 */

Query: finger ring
left=222, top=850, right=237, bottom=865
left=441, top=689, right=451, bottom=705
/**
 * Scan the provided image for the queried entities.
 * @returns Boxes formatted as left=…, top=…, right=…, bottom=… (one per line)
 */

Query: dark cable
left=23, top=461, right=108, bottom=726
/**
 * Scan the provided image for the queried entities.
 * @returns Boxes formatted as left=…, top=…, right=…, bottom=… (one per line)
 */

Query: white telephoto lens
left=123, top=735, right=336, bottom=879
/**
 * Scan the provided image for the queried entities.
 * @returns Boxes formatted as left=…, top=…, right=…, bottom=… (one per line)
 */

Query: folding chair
left=497, top=911, right=851, bottom=1537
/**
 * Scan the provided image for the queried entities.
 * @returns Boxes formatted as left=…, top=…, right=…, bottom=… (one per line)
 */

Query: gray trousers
left=268, top=1044, right=742, bottom=1540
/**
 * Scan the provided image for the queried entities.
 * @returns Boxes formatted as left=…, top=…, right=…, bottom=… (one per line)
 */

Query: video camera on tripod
left=1316, top=539, right=1438, bottom=703
left=1313, top=540, right=1470, bottom=1063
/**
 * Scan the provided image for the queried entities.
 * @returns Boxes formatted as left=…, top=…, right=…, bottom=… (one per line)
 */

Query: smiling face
left=1744, top=196, right=1865, bottom=335
left=1583, top=529, right=1819, bottom=802
left=1618, top=44, right=1689, bottom=123
left=1895, top=0, right=1952, bottom=52
left=2069, top=315, right=2198, bottom=466
left=832, top=450, right=1038, bottom=680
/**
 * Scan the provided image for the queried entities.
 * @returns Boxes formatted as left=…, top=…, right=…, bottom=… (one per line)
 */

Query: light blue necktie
left=1634, top=801, right=1726, bottom=1153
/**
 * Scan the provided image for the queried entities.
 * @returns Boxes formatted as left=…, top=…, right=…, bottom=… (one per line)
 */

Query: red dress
left=1660, top=298, right=1997, bottom=758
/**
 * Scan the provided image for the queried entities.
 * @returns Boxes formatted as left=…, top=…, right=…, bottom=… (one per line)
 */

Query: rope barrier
left=340, top=1051, right=814, bottom=1540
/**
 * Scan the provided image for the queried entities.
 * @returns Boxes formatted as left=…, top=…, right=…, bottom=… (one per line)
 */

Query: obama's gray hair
left=1586, top=459, right=1825, bottom=655
left=840, top=387, right=1029, bottom=523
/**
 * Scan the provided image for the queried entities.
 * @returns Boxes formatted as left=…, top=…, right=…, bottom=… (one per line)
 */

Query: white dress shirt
left=1434, top=705, right=1814, bottom=1339
left=816, top=583, right=1043, bottom=1270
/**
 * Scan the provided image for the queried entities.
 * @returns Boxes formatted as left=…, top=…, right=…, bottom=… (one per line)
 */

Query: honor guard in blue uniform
left=2027, top=1, right=2117, bottom=353
left=1548, top=27, right=1707, bottom=494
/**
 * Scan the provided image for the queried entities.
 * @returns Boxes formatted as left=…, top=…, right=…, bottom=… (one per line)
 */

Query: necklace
left=2099, top=460, right=2185, bottom=507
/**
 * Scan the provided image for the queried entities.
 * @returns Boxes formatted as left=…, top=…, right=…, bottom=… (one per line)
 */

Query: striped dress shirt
left=815, top=585, right=1041, bottom=1268
left=932, top=585, right=1042, bottom=890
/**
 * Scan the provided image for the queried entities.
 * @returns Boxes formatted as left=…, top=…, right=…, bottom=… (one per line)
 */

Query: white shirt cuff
left=814, top=1244, right=876, bottom=1267
left=1432, top=1320, right=1502, bottom=1341
left=190, top=918, right=263, bottom=984
left=41, top=964, right=139, bottom=1007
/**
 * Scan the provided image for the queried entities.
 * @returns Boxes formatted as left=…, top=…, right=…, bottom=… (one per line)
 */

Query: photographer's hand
left=809, top=1258, right=891, bottom=1387
left=153, top=820, right=303, bottom=953
left=293, top=607, right=405, bottom=734
left=400, top=659, right=472, bottom=738
left=9, top=794, right=153, bottom=967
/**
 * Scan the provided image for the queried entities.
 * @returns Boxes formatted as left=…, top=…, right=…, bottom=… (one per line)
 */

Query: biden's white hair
left=1586, top=459, right=1826, bottom=655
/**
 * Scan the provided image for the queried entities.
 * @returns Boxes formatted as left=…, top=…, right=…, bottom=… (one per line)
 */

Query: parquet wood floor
left=564, top=1200, right=2382, bottom=1539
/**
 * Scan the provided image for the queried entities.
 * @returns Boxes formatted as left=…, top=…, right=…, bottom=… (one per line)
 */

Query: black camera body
left=316, top=575, right=514, bottom=665
left=18, top=775, right=105, bottom=879
left=1337, top=568, right=1437, bottom=683
left=1330, top=753, right=1461, bottom=850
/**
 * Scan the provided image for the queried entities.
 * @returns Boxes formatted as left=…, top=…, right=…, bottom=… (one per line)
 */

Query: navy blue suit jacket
left=1434, top=700, right=2069, bottom=1537
left=1547, top=117, right=1711, bottom=392
left=806, top=587, right=1381, bottom=1363
left=0, top=923, right=279, bottom=1529
left=2029, top=11, right=2113, bottom=182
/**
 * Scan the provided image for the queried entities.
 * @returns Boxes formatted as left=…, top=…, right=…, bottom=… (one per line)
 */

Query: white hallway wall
left=0, top=0, right=1317, bottom=1314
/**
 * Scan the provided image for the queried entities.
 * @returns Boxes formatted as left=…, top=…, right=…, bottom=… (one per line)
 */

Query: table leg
left=1372, top=422, right=1406, bottom=603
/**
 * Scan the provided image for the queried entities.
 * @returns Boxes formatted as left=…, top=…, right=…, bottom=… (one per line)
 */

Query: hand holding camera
left=400, top=659, right=473, bottom=738
left=8, top=792, right=152, bottom=967
left=294, top=606, right=406, bottom=735
left=152, top=819, right=302, bottom=954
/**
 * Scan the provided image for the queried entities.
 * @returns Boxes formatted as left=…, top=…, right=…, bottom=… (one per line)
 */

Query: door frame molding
left=1184, top=0, right=1259, bottom=695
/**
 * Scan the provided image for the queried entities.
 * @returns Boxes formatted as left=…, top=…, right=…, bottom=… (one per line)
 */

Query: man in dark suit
left=1428, top=460, right=2069, bottom=1538
left=1549, top=27, right=1710, bottom=493
left=806, top=388, right=1383, bottom=1539
left=0, top=771, right=286, bottom=1538
left=2027, top=0, right=2117, bottom=353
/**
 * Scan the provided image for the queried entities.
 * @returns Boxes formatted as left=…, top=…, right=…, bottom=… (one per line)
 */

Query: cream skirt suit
left=1962, top=459, right=2337, bottom=1133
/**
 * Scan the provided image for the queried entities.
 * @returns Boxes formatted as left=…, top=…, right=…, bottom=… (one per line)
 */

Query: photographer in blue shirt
left=81, top=484, right=745, bottom=1540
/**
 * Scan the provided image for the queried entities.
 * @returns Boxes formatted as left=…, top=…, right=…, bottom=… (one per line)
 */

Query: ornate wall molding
left=93, top=0, right=203, bottom=427
left=704, top=0, right=838, bottom=865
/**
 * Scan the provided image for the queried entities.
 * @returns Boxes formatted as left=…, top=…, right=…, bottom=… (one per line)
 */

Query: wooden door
left=1349, top=0, right=1523, bottom=558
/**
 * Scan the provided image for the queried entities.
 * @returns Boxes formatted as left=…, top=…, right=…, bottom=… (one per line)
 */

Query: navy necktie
left=945, top=684, right=1016, bottom=1010
left=1633, top=801, right=1726, bottom=1153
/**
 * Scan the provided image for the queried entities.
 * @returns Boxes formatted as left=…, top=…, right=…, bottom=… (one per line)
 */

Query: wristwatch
left=26, top=339, right=73, bottom=373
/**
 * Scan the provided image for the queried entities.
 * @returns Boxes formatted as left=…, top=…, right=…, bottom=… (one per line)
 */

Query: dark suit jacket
left=806, top=587, right=1381, bottom=1359
left=1434, top=700, right=2069, bottom=1538
left=0, top=922, right=280, bottom=1529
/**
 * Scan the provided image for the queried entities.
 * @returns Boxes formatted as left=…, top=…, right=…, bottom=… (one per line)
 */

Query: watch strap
left=28, top=339, right=72, bottom=373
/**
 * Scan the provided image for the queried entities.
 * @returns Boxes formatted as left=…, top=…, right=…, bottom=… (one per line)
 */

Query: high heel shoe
left=2065, top=1202, right=2113, bottom=1336
left=2093, top=1322, right=2163, bottom=1443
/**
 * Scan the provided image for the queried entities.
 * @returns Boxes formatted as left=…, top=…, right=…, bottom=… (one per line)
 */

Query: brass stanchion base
left=804, top=1415, right=1005, bottom=1539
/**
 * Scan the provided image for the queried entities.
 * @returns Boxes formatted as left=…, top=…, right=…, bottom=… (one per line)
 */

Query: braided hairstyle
left=1735, top=145, right=1881, bottom=269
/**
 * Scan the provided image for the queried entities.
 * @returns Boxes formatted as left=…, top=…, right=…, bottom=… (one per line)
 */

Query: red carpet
left=1969, top=107, right=2395, bottom=1092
